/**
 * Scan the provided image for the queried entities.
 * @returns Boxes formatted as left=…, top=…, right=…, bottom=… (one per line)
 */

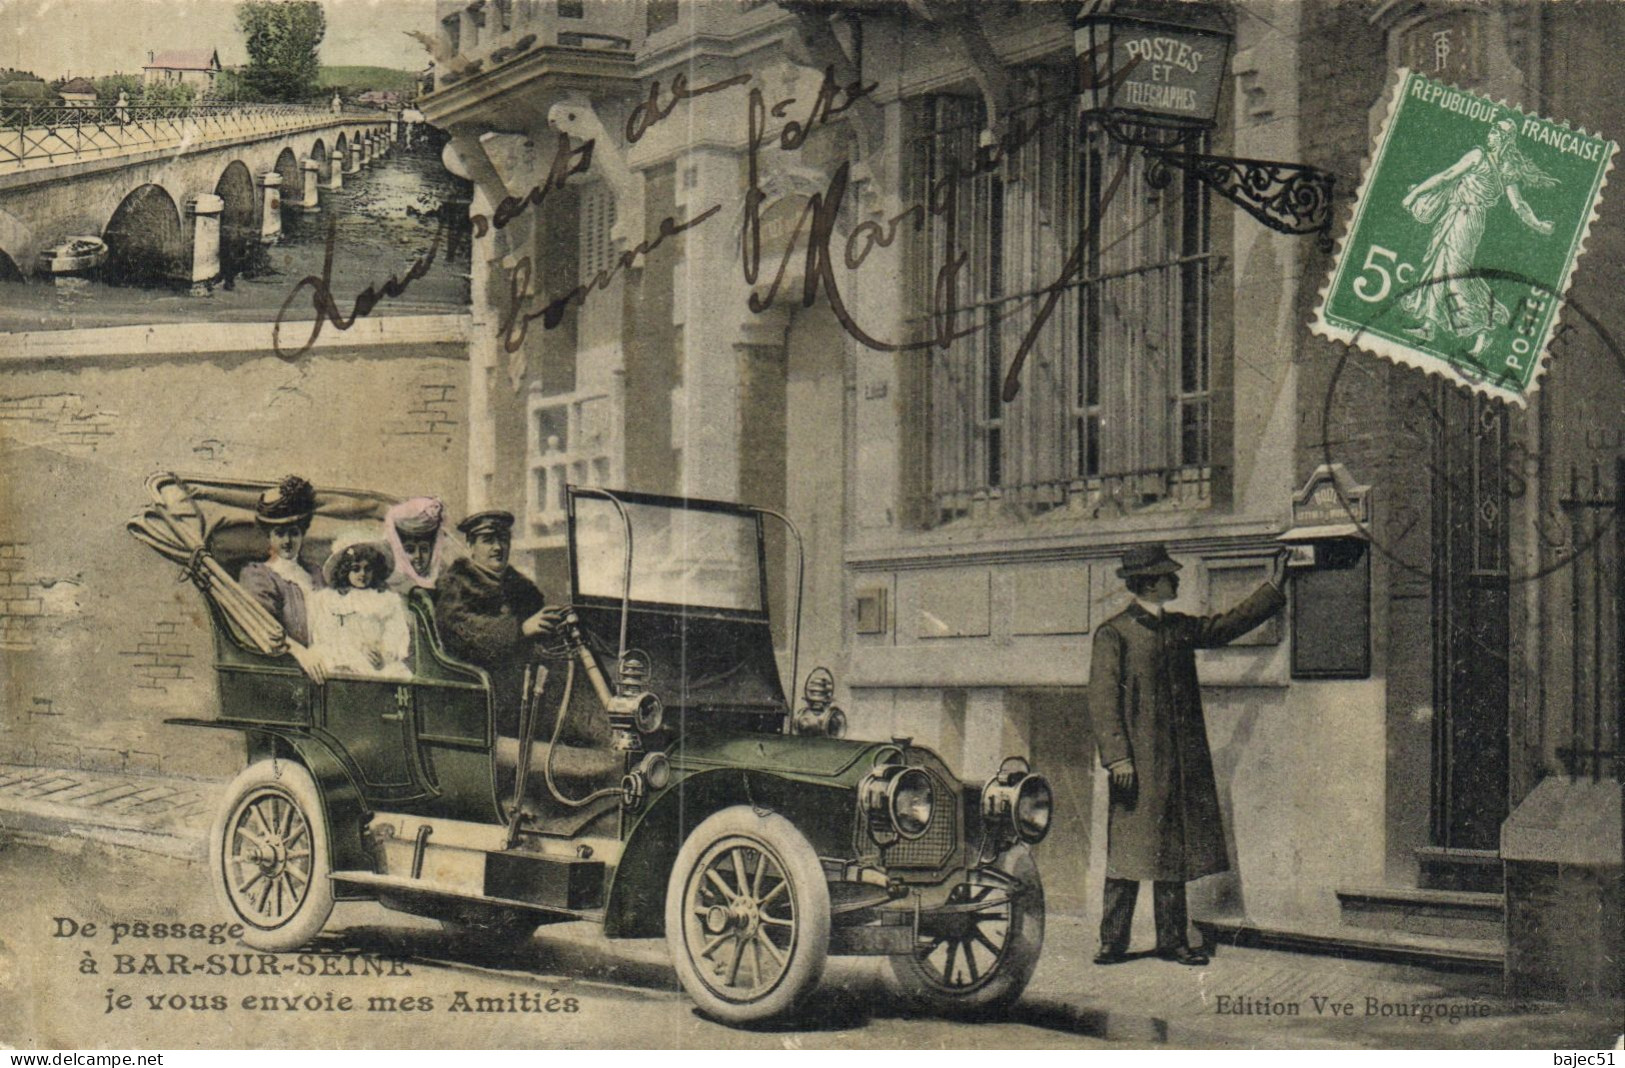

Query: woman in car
left=239, top=474, right=327, bottom=680
left=307, top=539, right=413, bottom=679
left=383, top=495, right=450, bottom=593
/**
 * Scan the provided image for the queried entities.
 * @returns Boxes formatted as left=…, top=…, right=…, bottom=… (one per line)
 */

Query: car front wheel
left=664, top=806, right=831, bottom=1024
left=889, top=845, right=1045, bottom=1015
left=211, top=759, right=335, bottom=952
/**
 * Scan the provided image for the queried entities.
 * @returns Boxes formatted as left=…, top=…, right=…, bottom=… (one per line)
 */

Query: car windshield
left=573, top=496, right=764, bottom=613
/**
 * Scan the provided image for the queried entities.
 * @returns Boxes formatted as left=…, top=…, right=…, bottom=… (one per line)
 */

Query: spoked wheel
left=211, top=760, right=334, bottom=951
left=889, top=845, right=1044, bottom=1014
left=665, top=807, right=830, bottom=1024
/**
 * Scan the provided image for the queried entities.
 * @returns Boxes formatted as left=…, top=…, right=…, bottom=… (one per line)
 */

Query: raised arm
left=1188, top=582, right=1287, bottom=648
left=1506, top=183, right=1554, bottom=234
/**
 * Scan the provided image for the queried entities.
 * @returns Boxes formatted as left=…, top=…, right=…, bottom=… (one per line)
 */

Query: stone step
left=1195, top=916, right=1504, bottom=975
left=1416, top=846, right=1504, bottom=893
left=1337, top=885, right=1505, bottom=942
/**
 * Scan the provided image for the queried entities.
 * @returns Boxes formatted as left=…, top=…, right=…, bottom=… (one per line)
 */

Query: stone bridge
left=0, top=105, right=400, bottom=286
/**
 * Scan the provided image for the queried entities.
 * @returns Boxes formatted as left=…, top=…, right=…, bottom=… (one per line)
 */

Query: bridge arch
left=215, top=161, right=258, bottom=281
left=273, top=147, right=301, bottom=195
left=310, top=138, right=329, bottom=182
left=102, top=184, right=184, bottom=285
left=0, top=208, right=33, bottom=281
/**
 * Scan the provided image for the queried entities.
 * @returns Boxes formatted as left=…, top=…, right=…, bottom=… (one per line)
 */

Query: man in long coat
left=1087, top=543, right=1287, bottom=966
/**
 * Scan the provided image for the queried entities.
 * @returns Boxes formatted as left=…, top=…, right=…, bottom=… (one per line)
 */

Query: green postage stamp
left=1313, top=69, right=1617, bottom=405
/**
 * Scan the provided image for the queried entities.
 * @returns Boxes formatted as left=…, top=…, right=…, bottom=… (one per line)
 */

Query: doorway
left=1429, top=383, right=1511, bottom=851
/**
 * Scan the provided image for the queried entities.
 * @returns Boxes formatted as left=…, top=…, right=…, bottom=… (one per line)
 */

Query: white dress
left=307, top=587, right=413, bottom=679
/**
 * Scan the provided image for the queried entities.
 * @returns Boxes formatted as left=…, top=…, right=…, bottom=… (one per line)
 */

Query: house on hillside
left=141, top=49, right=221, bottom=92
left=56, top=77, right=97, bottom=107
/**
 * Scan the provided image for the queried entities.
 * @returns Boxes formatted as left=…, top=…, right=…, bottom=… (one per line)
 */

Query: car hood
left=670, top=730, right=895, bottom=782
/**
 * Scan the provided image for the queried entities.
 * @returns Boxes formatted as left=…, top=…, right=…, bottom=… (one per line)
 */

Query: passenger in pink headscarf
left=384, top=496, right=451, bottom=594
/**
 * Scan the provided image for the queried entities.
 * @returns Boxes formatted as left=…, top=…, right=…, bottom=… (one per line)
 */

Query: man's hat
left=256, top=475, right=317, bottom=527
left=457, top=510, right=515, bottom=539
left=1116, top=543, right=1183, bottom=579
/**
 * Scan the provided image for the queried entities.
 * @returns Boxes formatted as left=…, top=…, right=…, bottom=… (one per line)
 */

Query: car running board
left=330, top=870, right=606, bottom=924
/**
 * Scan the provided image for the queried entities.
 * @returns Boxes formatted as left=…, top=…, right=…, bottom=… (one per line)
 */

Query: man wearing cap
left=434, top=511, right=564, bottom=732
left=1087, top=543, right=1288, bottom=966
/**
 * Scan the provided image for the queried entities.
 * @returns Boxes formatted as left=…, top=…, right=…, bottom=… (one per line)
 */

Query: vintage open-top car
left=129, top=474, right=1054, bottom=1023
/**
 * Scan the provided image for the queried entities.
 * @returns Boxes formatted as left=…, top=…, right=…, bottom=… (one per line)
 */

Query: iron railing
left=0, top=104, right=390, bottom=169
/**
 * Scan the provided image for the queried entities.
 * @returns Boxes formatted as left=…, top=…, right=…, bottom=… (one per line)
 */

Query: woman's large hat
left=1116, top=543, right=1183, bottom=579
left=255, top=475, right=317, bottom=527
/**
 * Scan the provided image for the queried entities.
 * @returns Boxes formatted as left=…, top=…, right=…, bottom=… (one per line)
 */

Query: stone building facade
left=418, top=0, right=1621, bottom=991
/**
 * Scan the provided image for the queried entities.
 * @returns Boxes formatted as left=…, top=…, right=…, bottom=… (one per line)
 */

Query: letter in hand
left=1110, top=759, right=1136, bottom=793
left=1269, top=547, right=1292, bottom=589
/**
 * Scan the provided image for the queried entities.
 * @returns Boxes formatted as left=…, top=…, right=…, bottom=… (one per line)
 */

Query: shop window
left=911, top=84, right=1216, bottom=527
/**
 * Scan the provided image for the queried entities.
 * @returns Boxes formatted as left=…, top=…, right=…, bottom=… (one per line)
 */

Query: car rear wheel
left=889, top=845, right=1045, bottom=1014
left=212, top=759, right=334, bottom=952
left=665, top=806, right=831, bottom=1024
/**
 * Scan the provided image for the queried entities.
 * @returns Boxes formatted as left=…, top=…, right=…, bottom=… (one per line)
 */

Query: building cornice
left=0, top=314, right=471, bottom=365
left=846, top=514, right=1287, bottom=571
left=418, top=47, right=641, bottom=132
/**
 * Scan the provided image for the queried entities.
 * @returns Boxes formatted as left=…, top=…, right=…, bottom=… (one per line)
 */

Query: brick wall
left=0, top=343, right=470, bottom=779
left=117, top=618, right=197, bottom=694
left=0, top=543, right=40, bottom=650
left=388, top=375, right=461, bottom=442
left=0, top=392, right=118, bottom=451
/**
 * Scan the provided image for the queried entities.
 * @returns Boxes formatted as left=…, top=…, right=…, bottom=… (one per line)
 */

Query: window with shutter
left=910, top=83, right=1217, bottom=528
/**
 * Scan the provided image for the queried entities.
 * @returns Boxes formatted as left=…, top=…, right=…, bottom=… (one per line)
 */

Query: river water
left=0, top=133, right=472, bottom=335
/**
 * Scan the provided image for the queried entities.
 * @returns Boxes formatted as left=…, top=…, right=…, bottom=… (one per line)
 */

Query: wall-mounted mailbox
left=1280, top=464, right=1372, bottom=680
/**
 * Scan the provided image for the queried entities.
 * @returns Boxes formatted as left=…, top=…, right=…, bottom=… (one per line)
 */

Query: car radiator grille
left=853, top=748, right=961, bottom=874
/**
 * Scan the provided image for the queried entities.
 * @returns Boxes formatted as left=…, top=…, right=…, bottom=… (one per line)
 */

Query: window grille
left=912, top=88, right=1215, bottom=527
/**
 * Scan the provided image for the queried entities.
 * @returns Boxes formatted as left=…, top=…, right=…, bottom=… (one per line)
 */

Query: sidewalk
left=0, top=761, right=213, bottom=860
left=1, top=760, right=1619, bottom=1049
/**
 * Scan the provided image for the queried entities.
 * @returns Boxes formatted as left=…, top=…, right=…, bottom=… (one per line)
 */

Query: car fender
left=168, top=718, right=374, bottom=880
left=604, top=767, right=853, bottom=938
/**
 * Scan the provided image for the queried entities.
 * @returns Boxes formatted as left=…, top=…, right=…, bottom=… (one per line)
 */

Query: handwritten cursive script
left=497, top=205, right=722, bottom=353
left=626, top=71, right=754, bottom=145
left=272, top=205, right=462, bottom=360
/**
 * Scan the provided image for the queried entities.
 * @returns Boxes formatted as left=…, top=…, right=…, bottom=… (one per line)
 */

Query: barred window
left=911, top=90, right=1215, bottom=527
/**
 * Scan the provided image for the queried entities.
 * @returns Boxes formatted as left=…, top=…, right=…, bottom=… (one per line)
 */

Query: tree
left=237, top=1, right=326, bottom=103
left=94, top=73, right=142, bottom=102
left=140, top=82, right=197, bottom=106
